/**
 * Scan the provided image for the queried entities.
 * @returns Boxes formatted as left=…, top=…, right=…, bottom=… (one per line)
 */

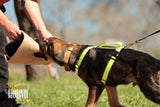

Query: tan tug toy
left=4, top=31, right=53, bottom=65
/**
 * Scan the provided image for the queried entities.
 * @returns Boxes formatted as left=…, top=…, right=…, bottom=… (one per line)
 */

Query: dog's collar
left=64, top=47, right=73, bottom=72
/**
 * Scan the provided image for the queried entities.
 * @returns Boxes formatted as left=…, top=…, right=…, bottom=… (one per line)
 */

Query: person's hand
left=37, top=29, right=54, bottom=40
left=3, top=20, right=22, bottom=42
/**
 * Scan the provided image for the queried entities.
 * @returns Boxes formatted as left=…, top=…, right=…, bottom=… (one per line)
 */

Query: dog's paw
left=118, top=105, right=125, bottom=107
left=34, top=52, right=43, bottom=57
left=34, top=52, right=48, bottom=60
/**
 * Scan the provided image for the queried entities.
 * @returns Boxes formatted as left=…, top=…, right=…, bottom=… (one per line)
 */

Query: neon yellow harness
left=75, top=42, right=123, bottom=85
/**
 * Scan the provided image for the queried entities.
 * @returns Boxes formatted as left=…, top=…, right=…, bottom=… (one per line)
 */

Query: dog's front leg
left=105, top=86, right=124, bottom=107
left=86, top=85, right=104, bottom=107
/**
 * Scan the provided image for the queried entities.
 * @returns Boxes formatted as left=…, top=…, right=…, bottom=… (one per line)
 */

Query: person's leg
left=0, top=27, right=25, bottom=107
left=0, top=27, right=9, bottom=94
left=48, top=64, right=55, bottom=77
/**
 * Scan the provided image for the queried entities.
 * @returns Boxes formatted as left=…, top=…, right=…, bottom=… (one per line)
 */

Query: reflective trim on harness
left=101, top=56, right=115, bottom=84
left=97, top=42, right=123, bottom=50
left=75, top=42, right=123, bottom=84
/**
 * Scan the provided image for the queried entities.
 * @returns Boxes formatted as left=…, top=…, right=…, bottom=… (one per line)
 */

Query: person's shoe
left=0, top=90, right=25, bottom=107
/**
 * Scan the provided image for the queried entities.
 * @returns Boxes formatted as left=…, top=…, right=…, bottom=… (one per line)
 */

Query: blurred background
left=4, top=0, right=160, bottom=77
left=3, top=1, right=160, bottom=106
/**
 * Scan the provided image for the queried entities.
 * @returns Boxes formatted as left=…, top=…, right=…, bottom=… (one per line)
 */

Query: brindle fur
left=34, top=37, right=160, bottom=107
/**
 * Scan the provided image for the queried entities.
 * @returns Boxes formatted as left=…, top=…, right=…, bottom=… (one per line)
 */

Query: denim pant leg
left=0, top=27, right=9, bottom=93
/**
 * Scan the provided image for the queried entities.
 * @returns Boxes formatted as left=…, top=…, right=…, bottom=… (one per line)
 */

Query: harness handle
left=97, top=42, right=123, bottom=50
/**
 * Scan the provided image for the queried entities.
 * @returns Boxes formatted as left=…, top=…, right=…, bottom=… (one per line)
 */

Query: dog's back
left=78, top=48, right=160, bottom=104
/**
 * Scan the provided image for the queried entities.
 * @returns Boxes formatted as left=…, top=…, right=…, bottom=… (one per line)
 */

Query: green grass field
left=9, top=72, right=159, bottom=107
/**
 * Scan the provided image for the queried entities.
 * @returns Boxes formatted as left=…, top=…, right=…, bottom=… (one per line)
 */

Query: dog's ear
left=45, top=39, right=55, bottom=56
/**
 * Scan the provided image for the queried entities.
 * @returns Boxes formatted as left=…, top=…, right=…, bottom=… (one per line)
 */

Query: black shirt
left=0, top=5, right=6, bottom=13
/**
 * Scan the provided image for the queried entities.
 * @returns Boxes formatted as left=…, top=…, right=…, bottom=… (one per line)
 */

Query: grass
left=9, top=72, right=159, bottom=107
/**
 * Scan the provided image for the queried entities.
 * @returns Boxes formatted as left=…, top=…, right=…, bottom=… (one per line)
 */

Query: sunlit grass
left=9, top=72, right=159, bottom=107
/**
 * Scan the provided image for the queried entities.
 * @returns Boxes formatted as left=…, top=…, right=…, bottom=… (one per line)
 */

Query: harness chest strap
left=75, top=46, right=95, bottom=74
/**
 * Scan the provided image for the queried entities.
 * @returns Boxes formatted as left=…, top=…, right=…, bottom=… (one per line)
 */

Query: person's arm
left=0, top=10, right=21, bottom=41
left=24, top=0, right=53, bottom=40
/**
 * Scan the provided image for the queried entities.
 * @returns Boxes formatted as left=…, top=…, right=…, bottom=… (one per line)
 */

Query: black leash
left=124, top=29, right=160, bottom=48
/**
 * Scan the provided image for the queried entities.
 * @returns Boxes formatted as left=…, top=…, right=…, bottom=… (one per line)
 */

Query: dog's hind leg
left=137, top=69, right=160, bottom=104
left=85, top=85, right=104, bottom=107
left=105, top=86, right=124, bottom=107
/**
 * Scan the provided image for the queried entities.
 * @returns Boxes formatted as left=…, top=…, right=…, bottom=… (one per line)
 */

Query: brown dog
left=34, top=37, right=160, bottom=107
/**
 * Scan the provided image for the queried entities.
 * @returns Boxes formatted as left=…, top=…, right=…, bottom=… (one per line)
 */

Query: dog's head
left=34, top=37, right=69, bottom=65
